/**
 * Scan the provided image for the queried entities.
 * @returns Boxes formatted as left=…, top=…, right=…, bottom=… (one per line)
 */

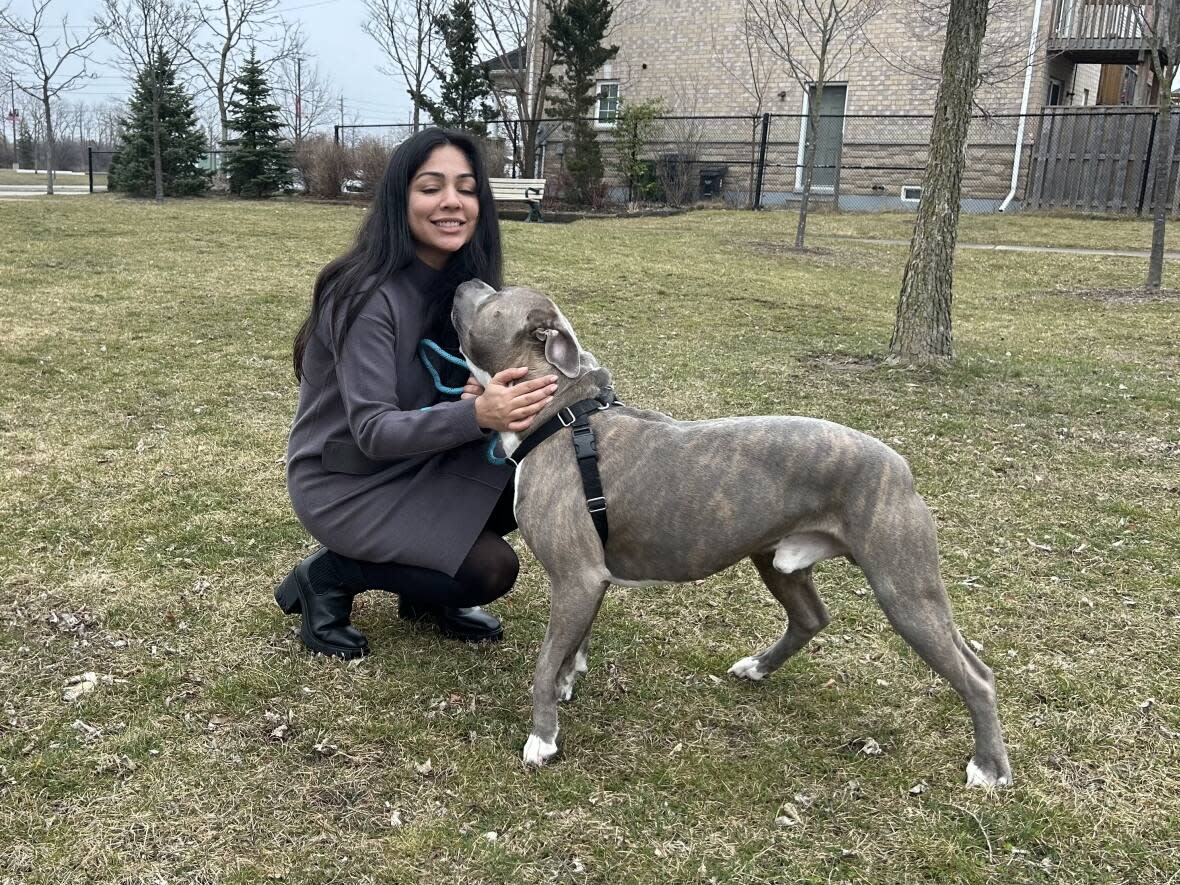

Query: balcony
left=1046, top=0, right=1154, bottom=63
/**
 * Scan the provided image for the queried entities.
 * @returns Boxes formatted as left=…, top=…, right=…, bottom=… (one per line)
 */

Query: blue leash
left=418, top=338, right=508, bottom=466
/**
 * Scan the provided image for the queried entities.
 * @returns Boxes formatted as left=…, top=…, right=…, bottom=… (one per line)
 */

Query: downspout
left=999, top=0, right=1046, bottom=211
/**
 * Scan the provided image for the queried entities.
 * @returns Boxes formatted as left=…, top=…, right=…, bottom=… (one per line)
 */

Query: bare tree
left=866, top=0, right=1031, bottom=106
left=475, top=0, right=557, bottom=176
left=98, top=0, right=199, bottom=202
left=476, top=0, right=644, bottom=177
left=363, top=0, right=444, bottom=132
left=182, top=0, right=297, bottom=148
left=713, top=4, right=781, bottom=206
left=889, top=0, right=989, bottom=364
left=747, top=0, right=883, bottom=248
left=273, top=51, right=335, bottom=145
left=1143, top=0, right=1180, bottom=290
left=0, top=0, right=106, bottom=194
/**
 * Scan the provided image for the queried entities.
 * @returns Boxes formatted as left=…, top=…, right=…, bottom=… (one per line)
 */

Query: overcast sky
left=4, top=0, right=416, bottom=127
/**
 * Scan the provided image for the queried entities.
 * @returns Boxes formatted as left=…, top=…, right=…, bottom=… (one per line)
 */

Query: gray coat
left=286, top=258, right=512, bottom=577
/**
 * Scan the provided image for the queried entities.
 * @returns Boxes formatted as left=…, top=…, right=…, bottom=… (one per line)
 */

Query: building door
left=796, top=83, right=847, bottom=190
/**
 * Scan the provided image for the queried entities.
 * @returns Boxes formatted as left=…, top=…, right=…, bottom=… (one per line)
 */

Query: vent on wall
left=901, top=185, right=922, bottom=202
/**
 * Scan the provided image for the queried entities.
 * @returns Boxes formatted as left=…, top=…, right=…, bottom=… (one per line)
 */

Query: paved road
left=819, top=234, right=1180, bottom=261
left=0, top=184, right=105, bottom=198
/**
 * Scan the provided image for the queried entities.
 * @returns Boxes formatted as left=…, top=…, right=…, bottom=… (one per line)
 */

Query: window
left=1083, top=88, right=1090, bottom=106
left=596, top=81, right=619, bottom=124
left=901, top=185, right=922, bottom=202
left=1047, top=78, right=1064, bottom=105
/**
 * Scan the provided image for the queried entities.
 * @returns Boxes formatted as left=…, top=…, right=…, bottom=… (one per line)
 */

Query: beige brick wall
left=523, top=0, right=1143, bottom=119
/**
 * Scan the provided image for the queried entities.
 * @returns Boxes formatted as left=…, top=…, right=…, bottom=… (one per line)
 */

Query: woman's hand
left=460, top=376, right=484, bottom=400
left=474, top=367, right=558, bottom=433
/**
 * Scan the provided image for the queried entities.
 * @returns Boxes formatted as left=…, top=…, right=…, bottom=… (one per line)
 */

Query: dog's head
left=452, top=280, right=593, bottom=385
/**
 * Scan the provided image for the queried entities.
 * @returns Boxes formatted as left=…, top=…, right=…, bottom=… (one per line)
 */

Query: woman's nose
left=440, top=186, right=462, bottom=208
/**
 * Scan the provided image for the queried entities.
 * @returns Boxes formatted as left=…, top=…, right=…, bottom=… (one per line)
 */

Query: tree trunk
left=1146, top=88, right=1174, bottom=289
left=41, top=89, right=55, bottom=196
left=796, top=84, right=823, bottom=249
left=152, top=87, right=164, bottom=203
left=889, top=0, right=989, bottom=365
left=524, top=121, right=538, bottom=178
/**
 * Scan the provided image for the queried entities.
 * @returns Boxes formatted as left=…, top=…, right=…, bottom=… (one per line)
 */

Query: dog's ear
left=533, top=322, right=581, bottom=378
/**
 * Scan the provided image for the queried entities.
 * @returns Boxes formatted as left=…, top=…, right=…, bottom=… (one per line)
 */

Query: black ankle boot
left=275, top=548, right=370, bottom=659
left=398, top=597, right=503, bottom=643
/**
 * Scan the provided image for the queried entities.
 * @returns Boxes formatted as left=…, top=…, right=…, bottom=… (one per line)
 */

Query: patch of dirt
left=802, top=352, right=888, bottom=372
left=746, top=240, right=834, bottom=257
left=1049, top=287, right=1180, bottom=304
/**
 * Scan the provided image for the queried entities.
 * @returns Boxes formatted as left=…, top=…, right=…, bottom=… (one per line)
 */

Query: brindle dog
left=452, top=280, right=1012, bottom=788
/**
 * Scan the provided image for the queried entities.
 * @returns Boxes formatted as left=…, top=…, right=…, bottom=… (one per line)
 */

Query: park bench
left=488, top=177, right=545, bottom=222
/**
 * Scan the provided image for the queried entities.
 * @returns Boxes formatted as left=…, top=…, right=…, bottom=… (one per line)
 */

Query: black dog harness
left=510, top=389, right=619, bottom=545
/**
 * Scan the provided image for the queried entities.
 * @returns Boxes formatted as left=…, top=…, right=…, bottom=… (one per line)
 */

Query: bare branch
left=363, top=0, right=444, bottom=129
left=1, top=0, right=107, bottom=190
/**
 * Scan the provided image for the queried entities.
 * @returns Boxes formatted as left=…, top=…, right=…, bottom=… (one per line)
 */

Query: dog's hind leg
left=857, top=496, right=1012, bottom=788
left=728, top=552, right=831, bottom=682
left=523, top=571, right=609, bottom=766
left=556, top=630, right=592, bottom=703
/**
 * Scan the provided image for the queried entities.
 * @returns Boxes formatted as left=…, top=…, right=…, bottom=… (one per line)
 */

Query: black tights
left=334, top=486, right=518, bottom=608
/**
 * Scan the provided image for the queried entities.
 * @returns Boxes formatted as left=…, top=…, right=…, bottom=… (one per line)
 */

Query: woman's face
left=407, top=144, right=480, bottom=270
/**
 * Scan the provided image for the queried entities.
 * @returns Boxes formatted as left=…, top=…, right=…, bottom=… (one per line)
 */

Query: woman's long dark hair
left=293, top=128, right=503, bottom=380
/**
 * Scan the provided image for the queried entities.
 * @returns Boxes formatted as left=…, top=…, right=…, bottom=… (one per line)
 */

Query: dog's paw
left=965, top=758, right=1013, bottom=788
left=522, top=733, right=558, bottom=767
left=728, top=656, right=767, bottom=681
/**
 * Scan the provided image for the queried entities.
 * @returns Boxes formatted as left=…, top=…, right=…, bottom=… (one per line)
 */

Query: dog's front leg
left=523, top=571, right=609, bottom=767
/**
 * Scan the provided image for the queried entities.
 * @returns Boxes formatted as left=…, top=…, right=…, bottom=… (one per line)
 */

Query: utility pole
left=339, top=93, right=345, bottom=144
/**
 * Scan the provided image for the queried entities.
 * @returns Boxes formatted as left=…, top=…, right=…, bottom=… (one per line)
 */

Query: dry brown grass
left=0, top=198, right=1177, bottom=883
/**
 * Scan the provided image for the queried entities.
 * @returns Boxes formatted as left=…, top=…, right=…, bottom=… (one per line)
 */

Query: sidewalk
left=818, top=234, right=1180, bottom=261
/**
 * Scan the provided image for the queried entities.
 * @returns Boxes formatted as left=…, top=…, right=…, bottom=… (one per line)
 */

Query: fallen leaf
left=859, top=738, right=883, bottom=757
left=62, top=672, right=98, bottom=703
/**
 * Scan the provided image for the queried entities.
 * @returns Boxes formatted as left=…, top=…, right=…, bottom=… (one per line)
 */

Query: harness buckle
left=558, top=407, right=577, bottom=427
left=571, top=424, right=597, bottom=460
left=586, top=496, right=606, bottom=513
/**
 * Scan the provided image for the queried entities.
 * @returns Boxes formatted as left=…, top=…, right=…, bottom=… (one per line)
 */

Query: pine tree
left=223, top=50, right=291, bottom=198
left=17, top=122, right=35, bottom=169
left=108, top=50, right=208, bottom=198
left=544, top=0, right=618, bottom=205
left=411, top=0, right=498, bottom=137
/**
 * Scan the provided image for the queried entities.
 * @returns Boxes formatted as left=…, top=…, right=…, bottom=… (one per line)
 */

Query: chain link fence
left=337, top=110, right=1173, bottom=216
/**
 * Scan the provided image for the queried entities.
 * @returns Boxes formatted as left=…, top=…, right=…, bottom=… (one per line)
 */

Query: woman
left=277, top=128, right=558, bottom=659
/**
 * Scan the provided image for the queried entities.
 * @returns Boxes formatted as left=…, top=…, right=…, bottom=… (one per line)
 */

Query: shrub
left=354, top=139, right=392, bottom=197
left=298, top=136, right=352, bottom=198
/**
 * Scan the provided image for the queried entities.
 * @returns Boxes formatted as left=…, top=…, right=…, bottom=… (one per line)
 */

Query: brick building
left=490, top=0, right=1164, bottom=212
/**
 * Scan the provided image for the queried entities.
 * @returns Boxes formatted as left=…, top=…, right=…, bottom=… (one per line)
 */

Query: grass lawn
left=0, top=169, right=106, bottom=186
left=1, top=197, right=1177, bottom=884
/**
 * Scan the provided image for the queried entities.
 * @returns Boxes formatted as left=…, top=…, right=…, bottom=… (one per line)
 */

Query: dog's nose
left=456, top=279, right=496, bottom=307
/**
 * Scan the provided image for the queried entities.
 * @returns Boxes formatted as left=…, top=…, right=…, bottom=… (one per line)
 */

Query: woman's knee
left=458, top=535, right=519, bottom=605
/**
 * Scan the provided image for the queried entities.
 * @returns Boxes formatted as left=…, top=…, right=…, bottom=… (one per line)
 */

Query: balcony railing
left=1048, top=0, right=1151, bottom=59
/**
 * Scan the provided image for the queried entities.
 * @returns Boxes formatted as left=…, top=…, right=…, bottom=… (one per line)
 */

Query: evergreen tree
left=411, top=0, right=498, bottom=137
left=544, top=0, right=618, bottom=205
left=17, top=122, right=35, bottom=169
left=223, top=49, right=291, bottom=198
left=108, top=50, right=208, bottom=197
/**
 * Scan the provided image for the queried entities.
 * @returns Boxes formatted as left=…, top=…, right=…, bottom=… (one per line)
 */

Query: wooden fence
left=1025, top=107, right=1178, bottom=214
